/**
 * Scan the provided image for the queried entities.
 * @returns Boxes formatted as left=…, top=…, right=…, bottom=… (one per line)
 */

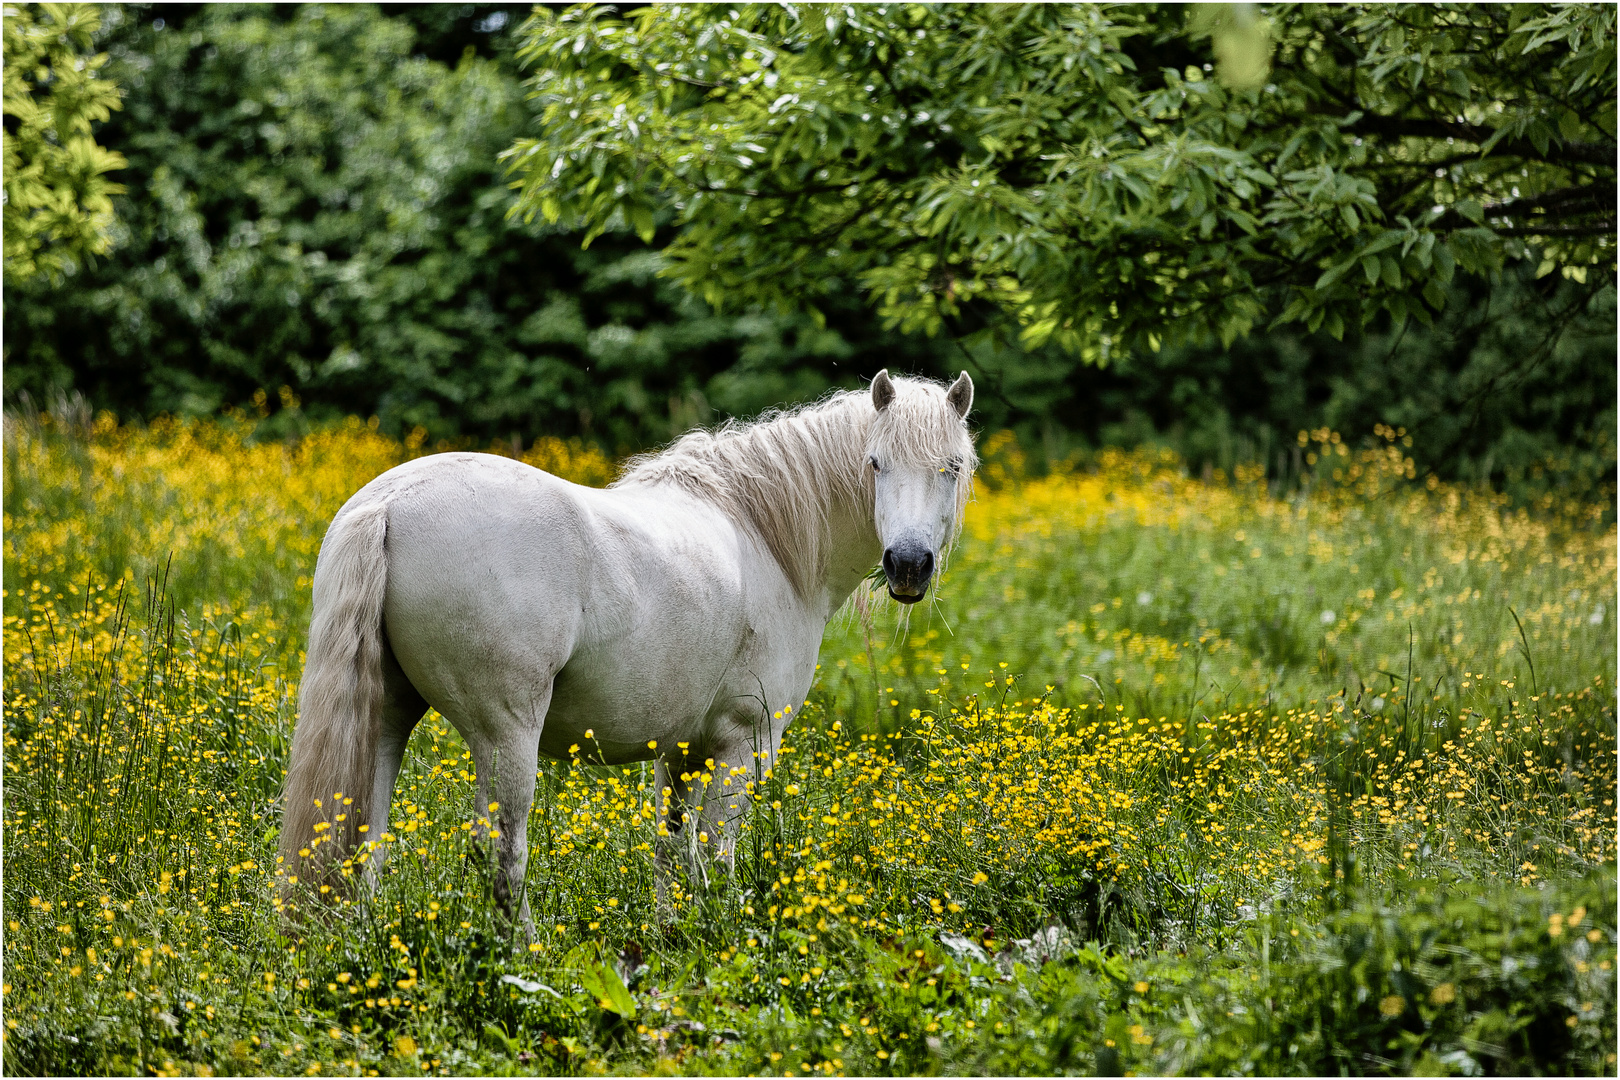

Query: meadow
left=3, top=404, right=1615, bottom=1076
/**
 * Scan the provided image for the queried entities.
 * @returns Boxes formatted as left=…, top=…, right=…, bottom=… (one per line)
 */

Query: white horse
left=277, top=370, right=976, bottom=923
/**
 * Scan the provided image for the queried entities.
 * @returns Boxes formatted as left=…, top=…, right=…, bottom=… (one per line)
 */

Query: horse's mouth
left=887, top=585, right=928, bottom=605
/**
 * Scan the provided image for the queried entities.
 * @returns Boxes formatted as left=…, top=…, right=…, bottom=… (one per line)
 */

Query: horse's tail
left=277, top=500, right=391, bottom=901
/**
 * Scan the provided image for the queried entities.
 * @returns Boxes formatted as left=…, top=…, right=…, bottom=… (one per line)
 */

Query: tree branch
left=1345, top=114, right=1616, bottom=166
left=1425, top=181, right=1617, bottom=234
left=1492, top=222, right=1616, bottom=238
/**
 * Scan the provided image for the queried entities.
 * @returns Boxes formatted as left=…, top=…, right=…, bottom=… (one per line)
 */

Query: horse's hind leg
left=461, top=692, right=550, bottom=937
left=361, top=640, right=428, bottom=887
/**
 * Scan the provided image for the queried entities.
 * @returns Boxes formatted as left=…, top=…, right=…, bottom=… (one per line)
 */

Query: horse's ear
left=947, top=371, right=973, bottom=419
left=871, top=369, right=896, bottom=412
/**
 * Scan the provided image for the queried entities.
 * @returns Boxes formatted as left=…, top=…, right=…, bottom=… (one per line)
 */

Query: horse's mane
left=613, top=378, right=975, bottom=599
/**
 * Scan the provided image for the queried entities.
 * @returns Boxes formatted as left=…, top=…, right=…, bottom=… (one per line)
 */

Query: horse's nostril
left=883, top=546, right=934, bottom=586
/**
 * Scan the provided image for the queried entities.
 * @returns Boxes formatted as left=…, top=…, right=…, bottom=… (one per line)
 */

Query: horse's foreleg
left=652, top=735, right=768, bottom=923
left=695, top=736, right=768, bottom=869
left=652, top=753, right=709, bottom=922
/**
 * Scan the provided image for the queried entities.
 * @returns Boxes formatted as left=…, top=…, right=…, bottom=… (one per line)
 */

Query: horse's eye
left=869, top=456, right=881, bottom=472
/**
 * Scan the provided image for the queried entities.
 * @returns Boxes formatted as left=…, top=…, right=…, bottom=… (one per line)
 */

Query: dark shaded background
left=5, top=3, right=1613, bottom=505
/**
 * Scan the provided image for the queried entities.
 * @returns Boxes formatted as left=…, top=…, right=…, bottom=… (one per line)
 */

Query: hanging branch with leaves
left=504, top=3, right=1614, bottom=364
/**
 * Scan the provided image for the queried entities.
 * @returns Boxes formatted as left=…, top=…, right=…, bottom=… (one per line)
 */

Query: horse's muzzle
left=882, top=544, right=934, bottom=604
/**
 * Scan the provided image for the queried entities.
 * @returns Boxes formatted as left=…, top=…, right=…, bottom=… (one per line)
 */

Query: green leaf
left=1422, top=279, right=1448, bottom=310
left=1316, top=259, right=1356, bottom=291
left=1385, top=294, right=1409, bottom=327
left=1433, top=244, right=1456, bottom=284
left=582, top=958, right=636, bottom=1016
left=629, top=204, right=657, bottom=244
left=482, top=1023, right=519, bottom=1054
left=1360, top=231, right=1405, bottom=256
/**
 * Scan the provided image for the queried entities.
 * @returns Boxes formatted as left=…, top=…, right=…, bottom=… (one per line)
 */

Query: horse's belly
left=539, top=613, right=746, bottom=765
left=541, top=590, right=826, bottom=767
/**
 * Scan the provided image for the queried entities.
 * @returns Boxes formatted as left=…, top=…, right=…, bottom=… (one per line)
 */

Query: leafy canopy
left=4, top=4, right=954, bottom=449
left=505, top=3, right=1616, bottom=363
left=3, top=2, right=127, bottom=282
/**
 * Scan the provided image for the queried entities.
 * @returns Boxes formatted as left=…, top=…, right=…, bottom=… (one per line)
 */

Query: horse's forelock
left=866, top=377, right=978, bottom=471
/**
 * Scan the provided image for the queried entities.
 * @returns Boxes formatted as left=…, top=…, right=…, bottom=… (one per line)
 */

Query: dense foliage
left=2, top=2, right=127, bottom=282
left=1, top=3, right=1614, bottom=493
left=509, top=3, right=1615, bottom=357
left=3, top=413, right=1614, bottom=1074
left=1, top=3, right=941, bottom=449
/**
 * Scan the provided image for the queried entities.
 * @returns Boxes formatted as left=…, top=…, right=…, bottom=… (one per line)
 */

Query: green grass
left=3, top=416, right=1615, bottom=1076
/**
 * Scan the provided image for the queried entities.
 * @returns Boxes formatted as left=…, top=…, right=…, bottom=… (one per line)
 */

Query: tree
left=504, top=3, right=1615, bottom=363
left=3, top=4, right=951, bottom=447
left=7, top=3, right=1609, bottom=500
left=3, top=2, right=127, bottom=282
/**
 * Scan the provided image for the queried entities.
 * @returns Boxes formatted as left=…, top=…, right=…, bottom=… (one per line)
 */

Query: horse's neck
left=815, top=493, right=882, bottom=618
left=624, top=394, right=881, bottom=617
left=751, top=396, right=879, bottom=616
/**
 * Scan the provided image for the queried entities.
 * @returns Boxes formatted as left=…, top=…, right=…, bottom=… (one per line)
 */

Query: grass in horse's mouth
left=869, top=562, right=929, bottom=604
